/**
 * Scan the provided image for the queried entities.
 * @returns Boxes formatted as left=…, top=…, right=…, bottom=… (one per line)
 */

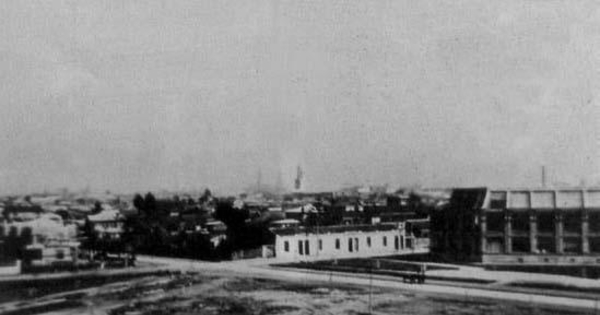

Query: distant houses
left=87, top=207, right=125, bottom=241
left=0, top=212, right=80, bottom=271
left=0, top=186, right=440, bottom=272
left=0, top=197, right=131, bottom=273
left=83, top=206, right=132, bottom=264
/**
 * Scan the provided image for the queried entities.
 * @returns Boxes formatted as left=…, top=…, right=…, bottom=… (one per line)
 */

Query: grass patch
left=508, top=281, right=600, bottom=294
left=2, top=300, right=84, bottom=315
left=108, top=293, right=299, bottom=315
left=275, top=261, right=494, bottom=284
left=223, top=277, right=368, bottom=295
left=0, top=270, right=178, bottom=303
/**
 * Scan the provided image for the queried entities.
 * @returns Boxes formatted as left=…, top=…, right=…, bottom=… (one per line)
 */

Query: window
left=537, top=237, right=555, bottom=253
left=537, top=212, right=555, bottom=233
left=590, top=213, right=600, bottom=232
left=335, top=239, right=340, bottom=249
left=511, top=237, right=530, bottom=253
left=318, top=239, right=323, bottom=251
left=589, top=237, right=600, bottom=253
left=490, top=192, right=507, bottom=209
left=56, top=250, right=65, bottom=260
left=511, top=212, right=530, bottom=233
left=564, top=212, right=582, bottom=234
left=485, top=237, right=504, bottom=254
left=354, top=238, right=359, bottom=251
left=305, top=240, right=310, bottom=255
left=383, top=236, right=387, bottom=247
left=486, top=212, right=505, bottom=232
left=564, top=237, right=581, bottom=253
left=284, top=241, right=289, bottom=252
left=367, top=237, right=371, bottom=247
left=348, top=238, right=353, bottom=252
left=395, top=236, right=399, bottom=250
left=298, top=240, right=303, bottom=255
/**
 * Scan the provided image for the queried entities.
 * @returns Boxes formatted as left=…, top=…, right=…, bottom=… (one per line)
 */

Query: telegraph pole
left=542, top=166, right=547, bottom=188
left=368, top=265, right=373, bottom=315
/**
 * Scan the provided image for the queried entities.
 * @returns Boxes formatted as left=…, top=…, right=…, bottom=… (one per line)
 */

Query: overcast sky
left=0, top=0, right=598, bottom=195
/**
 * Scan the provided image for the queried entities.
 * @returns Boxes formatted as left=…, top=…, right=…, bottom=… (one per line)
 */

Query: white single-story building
left=273, top=224, right=418, bottom=261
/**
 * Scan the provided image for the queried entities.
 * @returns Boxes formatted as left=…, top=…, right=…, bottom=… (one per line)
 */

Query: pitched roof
left=88, top=209, right=124, bottom=222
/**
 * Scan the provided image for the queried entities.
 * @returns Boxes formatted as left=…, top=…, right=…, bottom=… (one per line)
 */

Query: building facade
left=1, top=213, right=80, bottom=268
left=273, top=223, right=424, bottom=261
left=87, top=208, right=125, bottom=241
left=432, top=188, right=600, bottom=265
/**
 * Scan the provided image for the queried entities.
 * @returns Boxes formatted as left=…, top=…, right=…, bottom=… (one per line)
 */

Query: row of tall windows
left=486, top=211, right=600, bottom=233
left=485, top=236, right=600, bottom=254
left=283, top=235, right=402, bottom=255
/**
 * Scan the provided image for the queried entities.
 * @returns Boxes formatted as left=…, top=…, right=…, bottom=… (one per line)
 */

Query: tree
left=81, top=219, right=98, bottom=257
left=199, top=188, right=212, bottom=204
left=215, top=200, right=247, bottom=229
left=121, top=215, right=141, bottom=265
left=144, top=192, right=157, bottom=217
left=133, top=194, right=144, bottom=214
left=214, top=200, right=275, bottom=255
left=408, top=192, right=422, bottom=212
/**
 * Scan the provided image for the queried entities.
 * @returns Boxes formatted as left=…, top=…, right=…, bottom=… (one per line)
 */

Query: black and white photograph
left=0, top=1, right=599, bottom=314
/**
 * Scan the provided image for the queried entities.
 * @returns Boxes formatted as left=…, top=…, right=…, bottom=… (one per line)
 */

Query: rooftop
left=272, top=223, right=399, bottom=236
left=449, top=187, right=600, bottom=210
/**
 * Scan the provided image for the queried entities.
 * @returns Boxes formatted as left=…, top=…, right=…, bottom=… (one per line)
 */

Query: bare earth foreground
left=1, top=263, right=597, bottom=315
left=1, top=256, right=598, bottom=315
left=0, top=270, right=592, bottom=315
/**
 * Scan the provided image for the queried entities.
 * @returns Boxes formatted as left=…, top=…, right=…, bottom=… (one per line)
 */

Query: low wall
left=482, top=254, right=600, bottom=265
left=232, top=246, right=274, bottom=260
left=0, top=260, right=21, bottom=276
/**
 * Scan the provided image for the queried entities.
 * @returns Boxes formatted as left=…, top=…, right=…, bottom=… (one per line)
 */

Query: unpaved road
left=138, top=255, right=600, bottom=311
left=1, top=258, right=594, bottom=315
left=33, top=272, right=586, bottom=315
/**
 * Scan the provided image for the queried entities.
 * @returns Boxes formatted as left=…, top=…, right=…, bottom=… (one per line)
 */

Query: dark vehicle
left=401, top=264, right=426, bottom=284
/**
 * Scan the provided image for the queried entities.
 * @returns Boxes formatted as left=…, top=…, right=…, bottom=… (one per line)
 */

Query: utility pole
left=368, top=265, right=373, bottom=315
left=542, top=166, right=547, bottom=188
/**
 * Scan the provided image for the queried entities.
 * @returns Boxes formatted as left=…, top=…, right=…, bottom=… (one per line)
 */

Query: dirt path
left=138, top=255, right=600, bottom=310
left=26, top=272, right=594, bottom=315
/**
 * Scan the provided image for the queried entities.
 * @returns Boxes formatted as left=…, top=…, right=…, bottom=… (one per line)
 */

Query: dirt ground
left=2, top=273, right=593, bottom=315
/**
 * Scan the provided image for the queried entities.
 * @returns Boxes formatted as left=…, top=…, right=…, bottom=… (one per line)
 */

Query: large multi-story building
left=432, top=187, right=600, bottom=265
left=87, top=208, right=125, bottom=241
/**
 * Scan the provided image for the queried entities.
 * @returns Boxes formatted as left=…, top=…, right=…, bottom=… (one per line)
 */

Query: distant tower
left=257, top=168, right=262, bottom=192
left=275, top=170, right=284, bottom=193
left=294, top=165, right=304, bottom=191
